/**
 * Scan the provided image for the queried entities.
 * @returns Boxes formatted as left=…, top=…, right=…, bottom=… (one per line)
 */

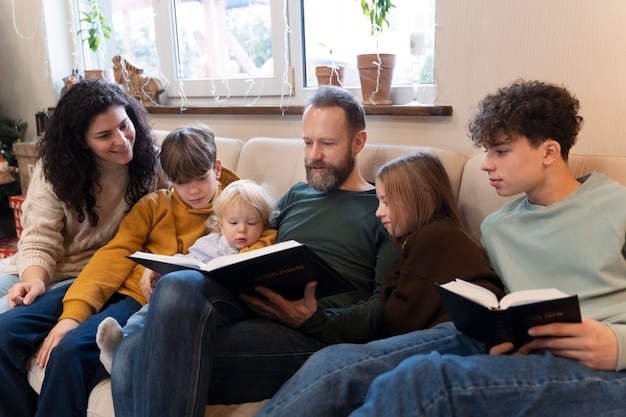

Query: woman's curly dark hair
left=468, top=79, right=584, bottom=159
left=37, top=79, right=159, bottom=226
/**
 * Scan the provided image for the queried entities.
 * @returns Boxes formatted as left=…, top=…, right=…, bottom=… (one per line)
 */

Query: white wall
left=1, top=0, right=625, bottom=156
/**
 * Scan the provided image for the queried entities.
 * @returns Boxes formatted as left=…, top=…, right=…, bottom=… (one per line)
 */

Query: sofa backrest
left=459, top=153, right=626, bottom=240
left=235, top=137, right=468, bottom=201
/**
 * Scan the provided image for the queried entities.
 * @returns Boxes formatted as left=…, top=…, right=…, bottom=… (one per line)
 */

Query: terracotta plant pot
left=315, top=66, right=345, bottom=87
left=84, top=69, right=115, bottom=82
left=356, top=54, right=396, bottom=105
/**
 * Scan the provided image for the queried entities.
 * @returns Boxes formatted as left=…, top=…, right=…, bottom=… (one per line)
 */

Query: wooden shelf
left=146, top=104, right=452, bottom=117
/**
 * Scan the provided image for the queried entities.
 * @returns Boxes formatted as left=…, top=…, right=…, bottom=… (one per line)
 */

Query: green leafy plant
left=359, top=0, right=395, bottom=36
left=77, top=0, right=111, bottom=53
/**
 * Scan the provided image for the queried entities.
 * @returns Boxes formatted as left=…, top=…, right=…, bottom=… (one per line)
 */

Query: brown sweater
left=380, top=219, right=504, bottom=335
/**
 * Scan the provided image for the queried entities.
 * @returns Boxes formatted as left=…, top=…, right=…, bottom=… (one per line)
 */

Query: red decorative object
left=0, top=236, right=18, bottom=258
left=8, top=194, right=24, bottom=238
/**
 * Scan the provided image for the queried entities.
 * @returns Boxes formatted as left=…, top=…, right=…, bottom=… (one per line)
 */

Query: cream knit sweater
left=16, top=159, right=135, bottom=285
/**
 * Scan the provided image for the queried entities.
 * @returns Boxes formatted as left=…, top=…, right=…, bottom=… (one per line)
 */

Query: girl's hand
left=36, top=318, right=79, bottom=368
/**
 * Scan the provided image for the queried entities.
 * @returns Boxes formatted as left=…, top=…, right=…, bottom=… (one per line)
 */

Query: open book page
left=499, top=288, right=570, bottom=309
left=439, top=279, right=499, bottom=309
left=128, top=252, right=206, bottom=270
left=204, top=240, right=302, bottom=271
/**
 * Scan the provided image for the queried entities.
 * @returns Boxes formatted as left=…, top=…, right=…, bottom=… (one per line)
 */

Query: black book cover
left=436, top=283, right=581, bottom=347
left=128, top=240, right=356, bottom=300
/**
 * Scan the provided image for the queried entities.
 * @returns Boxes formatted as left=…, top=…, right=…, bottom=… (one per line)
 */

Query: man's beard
left=305, top=150, right=355, bottom=192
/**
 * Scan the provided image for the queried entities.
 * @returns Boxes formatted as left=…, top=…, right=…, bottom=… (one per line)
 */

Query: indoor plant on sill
left=356, top=0, right=396, bottom=105
left=315, top=43, right=345, bottom=87
left=78, top=0, right=114, bottom=81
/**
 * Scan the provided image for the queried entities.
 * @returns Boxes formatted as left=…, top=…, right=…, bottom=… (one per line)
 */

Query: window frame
left=96, top=0, right=434, bottom=106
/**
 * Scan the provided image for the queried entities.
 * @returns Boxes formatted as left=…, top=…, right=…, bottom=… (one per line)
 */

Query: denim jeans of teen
left=350, top=350, right=626, bottom=417
left=0, top=283, right=141, bottom=417
left=257, top=322, right=626, bottom=417
left=111, top=270, right=326, bottom=417
left=256, top=322, right=482, bottom=417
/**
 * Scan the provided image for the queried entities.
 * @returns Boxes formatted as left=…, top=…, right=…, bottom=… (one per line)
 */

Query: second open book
left=436, top=278, right=581, bottom=347
left=128, top=240, right=356, bottom=300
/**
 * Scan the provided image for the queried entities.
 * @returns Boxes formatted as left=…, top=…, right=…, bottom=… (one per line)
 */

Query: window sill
left=146, top=104, right=452, bottom=117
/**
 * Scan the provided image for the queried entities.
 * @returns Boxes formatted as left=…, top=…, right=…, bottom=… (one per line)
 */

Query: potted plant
left=356, top=0, right=396, bottom=105
left=77, top=0, right=114, bottom=81
left=315, top=43, right=345, bottom=87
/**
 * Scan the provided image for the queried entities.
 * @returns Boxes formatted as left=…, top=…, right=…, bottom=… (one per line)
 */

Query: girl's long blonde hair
left=376, top=152, right=469, bottom=241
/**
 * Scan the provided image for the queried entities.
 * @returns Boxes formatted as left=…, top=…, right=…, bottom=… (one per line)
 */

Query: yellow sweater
left=60, top=167, right=239, bottom=323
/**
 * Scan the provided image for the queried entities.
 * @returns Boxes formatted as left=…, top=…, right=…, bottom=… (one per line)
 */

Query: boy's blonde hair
left=160, top=125, right=217, bottom=183
left=208, top=179, right=276, bottom=232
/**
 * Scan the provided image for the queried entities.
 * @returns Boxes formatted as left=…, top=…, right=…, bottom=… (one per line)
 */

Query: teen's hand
left=140, top=269, right=161, bottom=301
left=526, top=318, right=618, bottom=371
left=36, top=318, right=79, bottom=368
left=239, top=281, right=318, bottom=328
left=489, top=318, right=618, bottom=371
left=8, top=281, right=46, bottom=308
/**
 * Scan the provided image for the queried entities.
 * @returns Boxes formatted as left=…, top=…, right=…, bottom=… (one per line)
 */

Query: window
left=87, top=0, right=435, bottom=104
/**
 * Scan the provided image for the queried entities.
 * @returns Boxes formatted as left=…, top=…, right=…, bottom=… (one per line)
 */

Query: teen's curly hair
left=37, top=79, right=159, bottom=226
left=468, top=79, right=584, bottom=159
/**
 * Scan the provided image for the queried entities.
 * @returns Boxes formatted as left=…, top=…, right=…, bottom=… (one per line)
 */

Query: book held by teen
left=436, top=278, right=581, bottom=347
left=128, top=240, right=356, bottom=300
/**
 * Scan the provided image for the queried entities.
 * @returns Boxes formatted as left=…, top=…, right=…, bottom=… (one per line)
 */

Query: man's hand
left=489, top=318, right=618, bottom=371
left=36, top=318, right=79, bottom=368
left=239, top=281, right=318, bottom=328
left=140, top=269, right=161, bottom=301
left=8, top=281, right=46, bottom=308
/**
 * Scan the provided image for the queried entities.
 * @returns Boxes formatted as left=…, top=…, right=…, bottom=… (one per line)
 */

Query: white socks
left=96, top=316, right=124, bottom=374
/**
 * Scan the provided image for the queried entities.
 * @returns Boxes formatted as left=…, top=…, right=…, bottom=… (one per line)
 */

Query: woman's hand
left=489, top=318, right=618, bottom=371
left=239, top=281, right=318, bottom=328
left=8, top=281, right=46, bottom=308
left=36, top=318, right=79, bottom=368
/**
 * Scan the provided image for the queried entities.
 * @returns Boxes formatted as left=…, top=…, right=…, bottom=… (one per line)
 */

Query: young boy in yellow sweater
left=97, top=179, right=278, bottom=372
left=0, top=125, right=243, bottom=416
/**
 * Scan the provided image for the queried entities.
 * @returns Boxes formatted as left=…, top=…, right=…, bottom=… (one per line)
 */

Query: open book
left=128, top=240, right=356, bottom=300
left=436, top=278, right=581, bottom=347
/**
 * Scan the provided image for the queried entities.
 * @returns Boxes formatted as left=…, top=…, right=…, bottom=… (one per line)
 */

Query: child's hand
left=140, top=269, right=162, bottom=301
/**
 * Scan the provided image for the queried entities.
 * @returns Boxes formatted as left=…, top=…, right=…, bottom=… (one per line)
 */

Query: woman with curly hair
left=0, top=79, right=163, bottom=312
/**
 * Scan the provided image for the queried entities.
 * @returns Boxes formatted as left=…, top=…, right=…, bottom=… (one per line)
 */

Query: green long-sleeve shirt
left=275, top=182, right=399, bottom=344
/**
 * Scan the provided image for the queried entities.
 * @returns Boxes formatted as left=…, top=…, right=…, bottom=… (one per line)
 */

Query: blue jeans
left=123, top=303, right=148, bottom=335
left=111, top=270, right=326, bottom=417
left=0, top=283, right=141, bottom=417
left=0, top=273, right=19, bottom=313
left=257, top=322, right=626, bottom=417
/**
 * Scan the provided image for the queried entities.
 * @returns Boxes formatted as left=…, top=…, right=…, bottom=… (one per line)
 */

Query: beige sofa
left=24, top=136, right=626, bottom=417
